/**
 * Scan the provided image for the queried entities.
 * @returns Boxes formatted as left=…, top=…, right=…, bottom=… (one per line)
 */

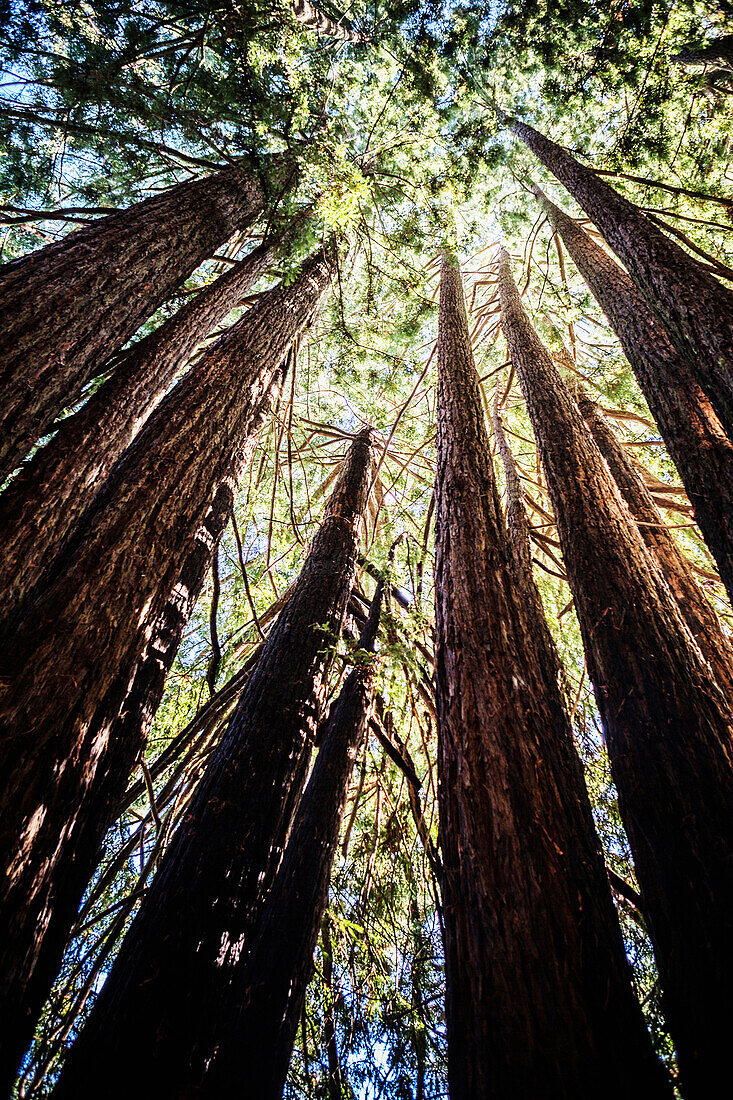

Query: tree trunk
left=292, top=0, right=369, bottom=42
left=502, top=114, right=733, bottom=438
left=0, top=248, right=333, bottom=1088
left=575, top=386, right=733, bottom=699
left=534, top=186, right=733, bottom=607
left=204, top=578, right=383, bottom=1098
left=0, top=165, right=264, bottom=480
left=52, top=428, right=374, bottom=1100
left=673, top=35, right=733, bottom=70
left=434, top=253, right=669, bottom=1100
left=498, top=246, right=733, bottom=1100
left=0, top=222, right=298, bottom=615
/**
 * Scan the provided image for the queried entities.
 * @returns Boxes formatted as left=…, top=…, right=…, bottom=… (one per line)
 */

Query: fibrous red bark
left=575, top=385, right=733, bottom=699
left=503, top=115, right=733, bottom=439
left=52, top=428, right=374, bottom=1100
left=0, top=165, right=264, bottom=480
left=205, top=577, right=383, bottom=1098
left=534, top=186, right=733, bottom=608
left=499, top=245, right=733, bottom=1100
left=434, top=252, right=669, bottom=1099
left=0, top=220, right=302, bottom=616
left=0, top=246, right=333, bottom=1087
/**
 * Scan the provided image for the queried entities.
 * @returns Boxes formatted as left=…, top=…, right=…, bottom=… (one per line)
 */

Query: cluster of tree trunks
left=498, top=246, right=733, bottom=1099
left=0, top=218, right=303, bottom=612
left=0, top=166, right=265, bottom=480
left=0, top=244, right=334, bottom=1085
left=433, top=253, right=668, bottom=1099
left=533, top=185, right=733, bottom=607
left=502, top=112, right=733, bottom=441
left=2, top=105, right=733, bottom=1100
left=53, top=428, right=374, bottom=1099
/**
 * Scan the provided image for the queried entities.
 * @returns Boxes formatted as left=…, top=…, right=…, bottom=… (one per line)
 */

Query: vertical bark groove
left=435, top=253, right=668, bottom=1099
left=498, top=246, right=733, bottom=1100
left=53, top=429, right=374, bottom=1100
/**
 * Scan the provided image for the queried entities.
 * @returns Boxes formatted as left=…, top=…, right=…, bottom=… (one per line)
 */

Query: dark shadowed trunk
left=575, top=387, right=733, bottom=699
left=0, top=248, right=333, bottom=1087
left=498, top=246, right=733, bottom=1100
left=52, top=429, right=374, bottom=1100
left=203, top=577, right=383, bottom=1097
left=0, top=220, right=303, bottom=614
left=0, top=166, right=266, bottom=481
left=534, top=187, right=733, bottom=608
left=502, top=115, right=733, bottom=437
left=673, top=35, right=733, bottom=69
left=434, top=253, right=668, bottom=1100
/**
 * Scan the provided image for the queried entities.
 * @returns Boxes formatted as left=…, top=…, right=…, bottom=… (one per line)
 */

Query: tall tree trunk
left=498, top=246, right=733, bottom=1100
left=434, top=253, right=668, bottom=1100
left=575, top=386, right=733, bottom=698
left=501, top=113, right=733, bottom=437
left=53, top=428, right=374, bottom=1100
left=0, top=165, right=265, bottom=480
left=534, top=187, right=733, bottom=607
left=204, top=577, right=383, bottom=1097
left=0, top=248, right=333, bottom=1087
left=0, top=221, right=300, bottom=615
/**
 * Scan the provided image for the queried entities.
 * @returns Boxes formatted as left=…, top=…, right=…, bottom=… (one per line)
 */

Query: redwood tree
left=0, top=246, right=333, bottom=1087
left=501, top=113, right=733, bottom=438
left=534, top=185, right=733, bottom=607
left=0, top=164, right=265, bottom=480
left=204, top=577, right=384, bottom=1098
left=0, top=214, right=305, bottom=616
left=434, top=253, right=668, bottom=1100
left=576, top=386, right=733, bottom=698
left=53, top=428, right=374, bottom=1100
left=499, top=245, right=733, bottom=1100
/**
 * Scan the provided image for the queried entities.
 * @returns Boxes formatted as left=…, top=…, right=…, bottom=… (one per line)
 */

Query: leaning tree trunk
left=292, top=0, right=369, bottom=41
left=501, top=114, right=733, bottom=437
left=204, top=578, right=384, bottom=1098
left=0, top=247, right=333, bottom=1089
left=575, top=387, right=733, bottom=699
left=433, top=253, right=669, bottom=1100
left=53, top=429, right=374, bottom=1100
left=0, top=213, right=306, bottom=616
left=498, top=246, right=733, bottom=1100
left=0, top=164, right=265, bottom=480
left=534, top=187, right=733, bottom=607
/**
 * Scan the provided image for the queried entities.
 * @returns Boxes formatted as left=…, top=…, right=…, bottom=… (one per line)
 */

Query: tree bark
left=0, top=247, right=333, bottom=1088
left=292, top=0, right=369, bottom=42
left=0, top=224, right=295, bottom=616
left=434, top=253, right=669, bottom=1100
left=204, top=577, right=383, bottom=1098
left=534, top=186, right=733, bottom=607
left=0, top=165, right=264, bottom=480
left=502, top=114, right=733, bottom=438
left=573, top=385, right=733, bottom=698
left=52, top=428, right=374, bottom=1100
left=673, top=35, right=733, bottom=70
left=498, top=246, right=733, bottom=1100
